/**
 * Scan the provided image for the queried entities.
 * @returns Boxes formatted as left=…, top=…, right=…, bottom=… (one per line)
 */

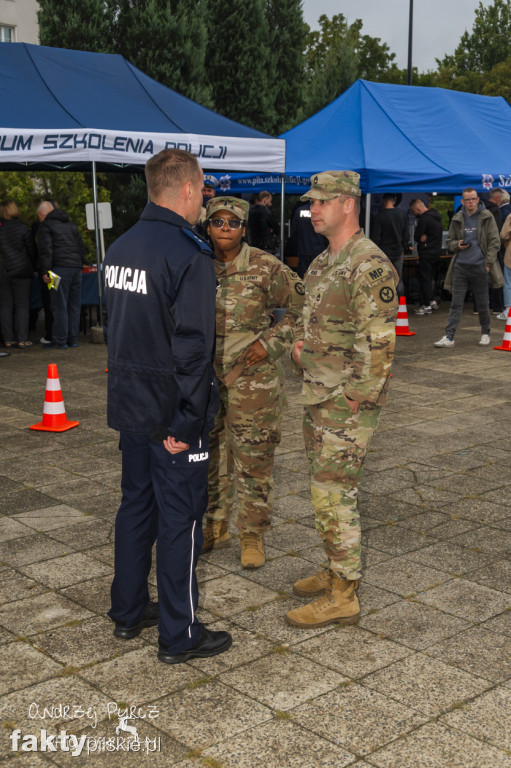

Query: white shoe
left=429, top=301, right=439, bottom=311
left=434, top=336, right=455, bottom=348
left=40, top=337, right=52, bottom=345
left=479, top=334, right=491, bottom=346
left=496, top=311, right=509, bottom=321
left=414, top=305, right=432, bottom=315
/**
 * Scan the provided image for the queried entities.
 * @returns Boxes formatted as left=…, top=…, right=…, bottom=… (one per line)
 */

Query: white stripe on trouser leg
left=188, top=520, right=196, bottom=638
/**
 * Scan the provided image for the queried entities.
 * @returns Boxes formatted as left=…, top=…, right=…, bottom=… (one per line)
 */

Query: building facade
left=0, top=0, right=39, bottom=44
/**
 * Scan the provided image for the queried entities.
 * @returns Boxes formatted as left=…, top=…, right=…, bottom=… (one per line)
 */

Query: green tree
left=38, top=0, right=115, bottom=52
left=113, top=0, right=212, bottom=106
left=436, top=0, right=511, bottom=96
left=206, top=0, right=276, bottom=133
left=301, top=13, right=399, bottom=121
left=265, top=0, right=307, bottom=133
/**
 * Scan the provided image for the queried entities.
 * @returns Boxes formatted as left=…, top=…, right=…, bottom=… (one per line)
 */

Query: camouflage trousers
left=206, top=359, right=285, bottom=533
left=304, top=395, right=381, bottom=580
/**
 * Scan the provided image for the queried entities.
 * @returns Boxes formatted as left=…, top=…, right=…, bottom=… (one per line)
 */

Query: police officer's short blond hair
left=145, top=149, right=202, bottom=199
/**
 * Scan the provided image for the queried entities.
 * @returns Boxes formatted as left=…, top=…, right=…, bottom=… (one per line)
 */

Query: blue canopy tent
left=0, top=43, right=285, bottom=172
left=0, top=42, right=285, bottom=313
left=222, top=79, right=511, bottom=196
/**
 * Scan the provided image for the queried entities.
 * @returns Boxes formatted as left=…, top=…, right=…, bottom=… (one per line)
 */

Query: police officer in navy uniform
left=104, top=148, right=232, bottom=664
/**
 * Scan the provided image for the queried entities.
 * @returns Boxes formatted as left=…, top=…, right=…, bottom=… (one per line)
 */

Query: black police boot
left=112, top=601, right=160, bottom=639
left=158, top=625, right=232, bottom=665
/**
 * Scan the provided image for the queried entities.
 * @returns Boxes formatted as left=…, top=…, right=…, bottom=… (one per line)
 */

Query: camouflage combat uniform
left=207, top=241, right=304, bottom=533
left=297, top=230, right=398, bottom=579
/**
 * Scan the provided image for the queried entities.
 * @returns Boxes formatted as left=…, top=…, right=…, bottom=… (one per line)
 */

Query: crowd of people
left=0, top=200, right=85, bottom=351
left=2, top=154, right=510, bottom=664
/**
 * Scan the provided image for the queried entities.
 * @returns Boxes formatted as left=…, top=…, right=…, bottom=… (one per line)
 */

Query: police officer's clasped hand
left=163, top=436, right=190, bottom=455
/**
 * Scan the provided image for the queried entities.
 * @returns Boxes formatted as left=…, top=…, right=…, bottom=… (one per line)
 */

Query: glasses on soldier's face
left=209, top=218, right=243, bottom=230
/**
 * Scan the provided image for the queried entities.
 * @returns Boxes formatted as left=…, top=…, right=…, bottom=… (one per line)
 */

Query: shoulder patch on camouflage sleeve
left=295, top=281, right=305, bottom=295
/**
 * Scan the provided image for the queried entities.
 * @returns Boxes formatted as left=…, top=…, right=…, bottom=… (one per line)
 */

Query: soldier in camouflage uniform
left=202, top=196, right=304, bottom=568
left=286, top=171, right=398, bottom=628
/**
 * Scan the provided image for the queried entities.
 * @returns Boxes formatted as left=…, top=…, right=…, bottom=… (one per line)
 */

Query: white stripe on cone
left=43, top=401, right=66, bottom=415
left=45, top=378, right=61, bottom=391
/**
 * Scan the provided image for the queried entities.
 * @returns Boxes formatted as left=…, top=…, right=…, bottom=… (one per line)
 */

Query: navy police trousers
left=109, top=432, right=208, bottom=653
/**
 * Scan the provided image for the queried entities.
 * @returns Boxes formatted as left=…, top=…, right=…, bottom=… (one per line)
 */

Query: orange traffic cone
left=494, top=308, right=511, bottom=351
left=30, top=364, right=79, bottom=432
left=395, top=296, right=416, bottom=336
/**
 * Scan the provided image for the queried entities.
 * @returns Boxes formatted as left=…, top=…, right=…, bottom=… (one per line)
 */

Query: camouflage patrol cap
left=206, top=196, right=249, bottom=221
left=300, top=171, right=361, bottom=201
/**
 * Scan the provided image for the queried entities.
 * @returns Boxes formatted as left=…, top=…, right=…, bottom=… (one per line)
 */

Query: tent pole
left=92, top=161, right=103, bottom=326
left=280, top=175, right=285, bottom=262
left=365, top=192, right=371, bottom=237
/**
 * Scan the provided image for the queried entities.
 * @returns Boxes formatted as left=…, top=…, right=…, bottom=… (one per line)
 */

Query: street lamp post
left=407, top=0, right=414, bottom=85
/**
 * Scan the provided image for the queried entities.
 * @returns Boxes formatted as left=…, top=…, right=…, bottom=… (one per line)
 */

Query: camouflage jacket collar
left=215, top=241, right=251, bottom=276
left=327, top=229, right=364, bottom=267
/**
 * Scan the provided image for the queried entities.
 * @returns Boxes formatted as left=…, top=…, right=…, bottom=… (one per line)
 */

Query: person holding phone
left=434, top=188, right=502, bottom=348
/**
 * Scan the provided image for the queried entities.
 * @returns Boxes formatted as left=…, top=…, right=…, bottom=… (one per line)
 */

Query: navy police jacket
left=104, top=203, right=219, bottom=444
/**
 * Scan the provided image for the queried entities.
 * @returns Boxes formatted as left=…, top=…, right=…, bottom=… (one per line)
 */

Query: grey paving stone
left=359, top=600, right=470, bottom=650
left=18, top=552, right=112, bottom=589
left=238, top=552, right=319, bottom=591
left=48, top=518, right=114, bottom=550
left=293, top=624, right=411, bottom=678
left=0, top=516, right=33, bottom=542
left=231, top=595, right=332, bottom=645
left=425, top=625, right=511, bottom=682
left=177, top=719, right=356, bottom=768
left=219, top=650, right=346, bottom=710
left=151, top=680, right=272, bottom=750
left=11, top=505, right=92, bottom=533
left=32, top=615, right=146, bottom=668
left=358, top=583, right=401, bottom=615
left=0, top=569, right=47, bottom=604
left=364, top=556, right=451, bottom=597
left=451, top=526, right=511, bottom=556
left=363, top=525, right=434, bottom=556
left=0, top=592, right=93, bottom=636
left=79, top=644, right=201, bottom=702
left=482, top=487, right=511, bottom=507
left=398, top=510, right=449, bottom=531
left=361, top=651, right=490, bottom=716
left=0, top=641, right=62, bottom=695
left=0, top=676, right=113, bottom=752
left=199, top=572, right=277, bottom=618
left=458, top=558, right=511, bottom=593
left=387, top=484, right=461, bottom=508
left=407, top=540, right=496, bottom=575
left=415, top=578, right=511, bottom=622
left=60, top=574, right=114, bottom=615
left=0, top=532, right=72, bottom=567
left=365, top=721, right=511, bottom=768
left=264, top=520, right=320, bottom=552
left=427, top=518, right=479, bottom=539
left=480, top=611, right=511, bottom=637
left=440, top=686, right=511, bottom=751
left=292, top=684, right=426, bottom=757
left=187, top=622, right=274, bottom=676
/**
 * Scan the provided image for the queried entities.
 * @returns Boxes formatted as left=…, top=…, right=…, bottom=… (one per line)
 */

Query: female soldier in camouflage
left=202, top=196, right=304, bottom=568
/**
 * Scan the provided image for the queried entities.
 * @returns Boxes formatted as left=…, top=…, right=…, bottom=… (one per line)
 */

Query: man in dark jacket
left=104, top=148, right=231, bottom=665
left=248, top=191, right=280, bottom=254
left=410, top=198, right=443, bottom=314
left=371, top=194, right=409, bottom=296
left=288, top=201, right=328, bottom=277
left=37, top=202, right=85, bottom=349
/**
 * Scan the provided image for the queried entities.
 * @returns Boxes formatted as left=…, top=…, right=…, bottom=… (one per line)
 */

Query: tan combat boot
left=240, top=532, right=265, bottom=569
left=285, top=571, right=360, bottom=628
left=293, top=569, right=330, bottom=597
left=201, top=520, right=230, bottom=554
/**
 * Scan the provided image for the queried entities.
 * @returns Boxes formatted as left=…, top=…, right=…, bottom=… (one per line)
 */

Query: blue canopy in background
left=221, top=80, right=511, bottom=195
left=0, top=43, right=285, bottom=171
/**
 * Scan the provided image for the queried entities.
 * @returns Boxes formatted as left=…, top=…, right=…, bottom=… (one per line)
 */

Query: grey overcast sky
left=302, top=0, right=494, bottom=72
